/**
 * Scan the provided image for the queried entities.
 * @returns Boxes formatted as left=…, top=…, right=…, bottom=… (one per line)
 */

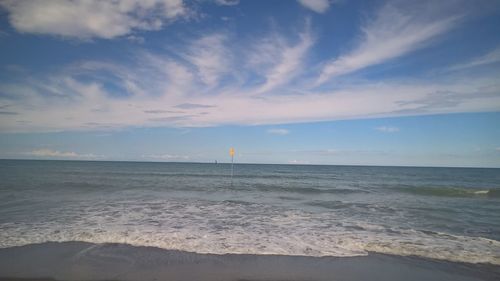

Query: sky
left=0, top=0, right=499, bottom=167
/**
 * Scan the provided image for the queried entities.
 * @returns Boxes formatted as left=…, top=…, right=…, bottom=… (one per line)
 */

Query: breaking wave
left=395, top=187, right=500, bottom=198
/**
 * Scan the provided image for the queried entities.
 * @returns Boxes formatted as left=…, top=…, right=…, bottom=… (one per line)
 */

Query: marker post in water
left=229, top=147, right=235, bottom=182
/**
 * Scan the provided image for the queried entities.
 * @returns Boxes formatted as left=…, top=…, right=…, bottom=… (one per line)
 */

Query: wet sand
left=0, top=242, right=498, bottom=281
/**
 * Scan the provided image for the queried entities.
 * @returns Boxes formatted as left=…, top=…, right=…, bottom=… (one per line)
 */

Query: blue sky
left=0, top=0, right=499, bottom=167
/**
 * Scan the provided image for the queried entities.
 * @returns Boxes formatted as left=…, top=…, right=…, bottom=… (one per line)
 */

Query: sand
left=0, top=241, right=498, bottom=281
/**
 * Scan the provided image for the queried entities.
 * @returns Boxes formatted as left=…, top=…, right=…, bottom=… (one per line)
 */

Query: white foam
left=0, top=198, right=499, bottom=265
left=474, top=190, right=489, bottom=195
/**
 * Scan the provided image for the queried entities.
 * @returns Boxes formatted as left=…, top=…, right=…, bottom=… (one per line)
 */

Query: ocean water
left=0, top=160, right=499, bottom=265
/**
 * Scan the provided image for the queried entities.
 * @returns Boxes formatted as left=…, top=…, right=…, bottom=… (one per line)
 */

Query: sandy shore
left=0, top=241, right=498, bottom=281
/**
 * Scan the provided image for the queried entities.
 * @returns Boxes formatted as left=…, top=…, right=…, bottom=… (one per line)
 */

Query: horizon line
left=1, top=158, right=499, bottom=169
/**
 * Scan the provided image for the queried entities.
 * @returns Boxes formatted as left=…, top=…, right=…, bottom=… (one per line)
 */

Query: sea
left=0, top=160, right=499, bottom=265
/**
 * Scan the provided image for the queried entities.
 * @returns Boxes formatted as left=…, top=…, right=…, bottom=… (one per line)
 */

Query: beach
left=2, top=0, right=500, bottom=279
left=0, top=160, right=499, bottom=280
left=0, top=241, right=499, bottom=281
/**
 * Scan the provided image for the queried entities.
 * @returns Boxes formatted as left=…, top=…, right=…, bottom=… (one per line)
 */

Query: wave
left=245, top=183, right=369, bottom=195
left=395, top=187, right=500, bottom=198
left=305, top=200, right=396, bottom=213
left=1, top=228, right=499, bottom=266
left=96, top=171, right=336, bottom=181
left=2, top=198, right=499, bottom=266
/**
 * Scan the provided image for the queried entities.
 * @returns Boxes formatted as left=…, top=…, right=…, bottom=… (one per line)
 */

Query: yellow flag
left=229, top=147, right=235, bottom=157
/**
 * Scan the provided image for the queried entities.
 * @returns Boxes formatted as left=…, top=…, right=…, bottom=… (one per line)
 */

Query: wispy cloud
left=2, top=56, right=500, bottom=132
left=126, top=35, right=145, bottom=44
left=247, top=22, right=314, bottom=94
left=143, top=154, right=190, bottom=161
left=182, top=34, right=231, bottom=87
left=215, top=0, right=239, bottom=6
left=375, top=126, right=400, bottom=133
left=144, top=110, right=184, bottom=114
left=297, top=0, right=331, bottom=13
left=1, top=4, right=499, bottom=133
left=316, top=2, right=461, bottom=85
left=175, top=103, right=216, bottom=109
left=447, top=46, right=500, bottom=71
left=0, top=0, right=188, bottom=39
left=267, top=128, right=290, bottom=135
left=28, top=149, right=102, bottom=159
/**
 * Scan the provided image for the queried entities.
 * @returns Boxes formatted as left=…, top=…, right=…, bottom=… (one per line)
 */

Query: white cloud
left=447, top=46, right=500, bottom=71
left=2, top=56, right=500, bottom=133
left=316, top=2, right=461, bottom=85
left=1, top=17, right=500, bottom=133
left=297, top=0, right=330, bottom=13
left=215, top=0, right=239, bottom=6
left=143, top=154, right=190, bottom=160
left=267, top=128, right=290, bottom=135
left=182, top=34, right=230, bottom=87
left=0, top=0, right=187, bottom=39
left=375, top=126, right=400, bottom=133
left=126, top=35, right=145, bottom=44
left=249, top=22, right=314, bottom=94
left=29, top=149, right=101, bottom=159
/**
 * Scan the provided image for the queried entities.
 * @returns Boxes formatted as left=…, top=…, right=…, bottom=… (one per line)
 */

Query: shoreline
left=0, top=241, right=499, bottom=281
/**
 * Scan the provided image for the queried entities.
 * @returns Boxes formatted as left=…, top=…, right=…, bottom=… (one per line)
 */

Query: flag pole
left=229, top=147, right=235, bottom=183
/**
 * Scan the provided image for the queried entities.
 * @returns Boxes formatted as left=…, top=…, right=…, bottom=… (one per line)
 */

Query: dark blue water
left=0, top=160, right=499, bottom=264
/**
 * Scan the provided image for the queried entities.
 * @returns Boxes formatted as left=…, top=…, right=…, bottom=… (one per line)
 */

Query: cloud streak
left=0, top=1, right=499, bottom=133
left=182, top=34, right=231, bottom=87
left=251, top=23, right=314, bottom=94
left=143, top=154, right=190, bottom=161
left=316, top=2, right=461, bottom=85
left=297, top=0, right=331, bottom=14
left=28, top=149, right=101, bottom=159
left=447, top=46, right=500, bottom=71
left=215, top=0, right=239, bottom=6
left=267, top=128, right=290, bottom=135
left=375, top=126, right=400, bottom=133
left=2, top=69, right=499, bottom=132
